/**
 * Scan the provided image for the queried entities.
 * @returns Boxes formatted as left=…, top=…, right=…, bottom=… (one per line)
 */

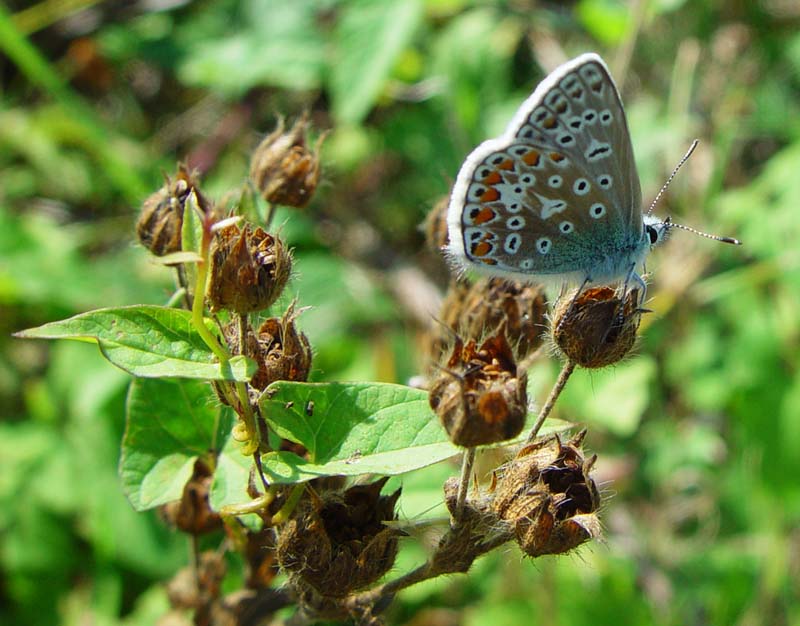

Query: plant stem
left=527, top=359, right=576, bottom=443
left=271, top=484, right=305, bottom=525
left=453, top=448, right=476, bottom=524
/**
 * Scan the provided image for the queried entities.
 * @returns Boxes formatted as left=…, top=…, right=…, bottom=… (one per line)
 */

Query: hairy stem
left=527, top=359, right=576, bottom=442
left=453, top=448, right=476, bottom=524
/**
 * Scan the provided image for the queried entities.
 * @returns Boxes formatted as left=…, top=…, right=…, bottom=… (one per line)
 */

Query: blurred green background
left=1, top=0, right=798, bottom=624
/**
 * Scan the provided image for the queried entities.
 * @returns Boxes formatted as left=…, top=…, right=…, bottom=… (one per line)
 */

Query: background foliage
left=2, top=0, right=798, bottom=624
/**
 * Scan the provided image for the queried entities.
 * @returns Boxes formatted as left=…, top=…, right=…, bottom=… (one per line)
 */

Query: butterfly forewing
left=449, top=53, right=644, bottom=279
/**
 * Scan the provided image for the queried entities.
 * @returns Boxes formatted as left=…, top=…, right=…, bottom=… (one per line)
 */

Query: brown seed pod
left=250, top=113, right=325, bottom=208
left=492, top=431, right=602, bottom=557
left=218, top=302, right=312, bottom=391
left=551, top=286, right=642, bottom=368
left=207, top=223, right=292, bottom=313
left=276, top=478, right=402, bottom=598
left=160, top=459, right=222, bottom=535
left=136, top=164, right=209, bottom=257
left=251, top=303, right=313, bottom=389
left=428, top=328, right=527, bottom=448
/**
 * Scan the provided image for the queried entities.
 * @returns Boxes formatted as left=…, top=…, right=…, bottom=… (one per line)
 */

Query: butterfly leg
left=621, top=262, right=648, bottom=307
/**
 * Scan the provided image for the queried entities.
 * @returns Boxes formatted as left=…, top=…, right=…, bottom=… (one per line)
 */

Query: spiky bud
left=492, top=431, right=602, bottom=557
left=429, top=328, right=527, bottom=447
left=276, top=478, right=402, bottom=598
left=207, top=223, right=291, bottom=313
left=250, top=114, right=324, bottom=208
left=136, top=165, right=208, bottom=257
left=551, top=286, right=642, bottom=368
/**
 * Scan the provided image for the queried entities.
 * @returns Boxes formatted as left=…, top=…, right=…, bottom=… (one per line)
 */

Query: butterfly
left=446, top=52, right=739, bottom=298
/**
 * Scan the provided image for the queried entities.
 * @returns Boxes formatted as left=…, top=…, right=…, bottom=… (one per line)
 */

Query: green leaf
left=330, top=0, right=422, bottom=124
left=179, top=1, right=325, bottom=95
left=120, top=378, right=232, bottom=511
left=181, top=190, right=204, bottom=257
left=249, top=381, right=572, bottom=484
left=15, top=305, right=255, bottom=381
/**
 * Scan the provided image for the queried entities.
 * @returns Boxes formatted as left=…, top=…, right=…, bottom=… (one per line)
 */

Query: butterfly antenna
left=664, top=217, right=741, bottom=245
left=647, top=139, right=699, bottom=216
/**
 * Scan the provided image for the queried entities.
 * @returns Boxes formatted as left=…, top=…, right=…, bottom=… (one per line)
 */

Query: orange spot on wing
left=472, top=241, right=493, bottom=257
left=482, top=171, right=502, bottom=184
left=550, top=152, right=565, bottom=162
left=523, top=150, right=541, bottom=167
left=543, top=117, right=557, bottom=129
left=473, top=208, right=496, bottom=225
left=479, top=188, right=500, bottom=202
left=497, top=159, right=515, bottom=170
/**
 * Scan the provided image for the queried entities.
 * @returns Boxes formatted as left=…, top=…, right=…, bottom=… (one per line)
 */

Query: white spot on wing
left=535, top=194, right=568, bottom=220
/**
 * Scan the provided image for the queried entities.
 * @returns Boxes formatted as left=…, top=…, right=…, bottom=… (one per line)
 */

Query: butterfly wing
left=447, top=53, right=643, bottom=282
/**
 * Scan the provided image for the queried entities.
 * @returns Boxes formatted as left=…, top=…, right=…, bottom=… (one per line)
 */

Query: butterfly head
left=644, top=214, right=670, bottom=248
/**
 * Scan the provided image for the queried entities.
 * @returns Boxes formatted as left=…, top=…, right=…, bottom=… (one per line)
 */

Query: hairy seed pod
left=251, top=302, right=313, bottom=390
left=492, top=431, right=602, bottom=557
left=276, top=478, right=402, bottom=598
left=551, top=286, right=642, bottom=368
left=429, top=328, right=527, bottom=447
left=136, top=164, right=209, bottom=257
left=207, top=223, right=292, bottom=313
left=250, top=113, right=325, bottom=208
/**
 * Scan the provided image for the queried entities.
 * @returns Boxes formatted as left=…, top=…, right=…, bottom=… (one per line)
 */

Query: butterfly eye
left=647, top=225, right=659, bottom=244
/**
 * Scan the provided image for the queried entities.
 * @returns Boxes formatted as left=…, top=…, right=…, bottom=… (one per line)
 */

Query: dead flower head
left=429, top=328, right=527, bottom=448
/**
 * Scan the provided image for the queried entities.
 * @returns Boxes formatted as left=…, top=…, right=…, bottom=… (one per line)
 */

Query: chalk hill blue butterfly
left=446, top=53, right=738, bottom=296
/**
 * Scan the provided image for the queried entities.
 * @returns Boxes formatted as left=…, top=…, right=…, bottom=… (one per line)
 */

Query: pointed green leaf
left=16, top=305, right=255, bottom=381
left=121, top=378, right=232, bottom=511
left=251, top=381, right=572, bottom=483
left=181, top=190, right=204, bottom=256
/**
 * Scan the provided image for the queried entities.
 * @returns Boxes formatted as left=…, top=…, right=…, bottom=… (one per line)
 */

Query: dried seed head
left=250, top=113, right=325, bottom=208
left=251, top=303, right=313, bottom=390
left=429, top=329, right=527, bottom=447
left=492, top=431, right=602, bottom=557
left=276, top=478, right=402, bottom=597
left=551, top=286, right=642, bottom=368
left=160, top=460, right=222, bottom=535
left=465, top=279, right=548, bottom=358
left=207, top=223, right=292, bottom=313
left=218, top=302, right=312, bottom=392
left=136, top=164, right=209, bottom=257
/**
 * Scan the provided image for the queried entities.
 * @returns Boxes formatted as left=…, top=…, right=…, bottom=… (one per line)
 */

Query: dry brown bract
left=250, top=113, right=325, bottom=208
left=277, top=478, right=402, bottom=599
left=492, top=431, right=602, bottom=557
left=206, top=223, right=291, bottom=313
left=429, top=328, right=527, bottom=447
left=552, top=286, right=642, bottom=368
